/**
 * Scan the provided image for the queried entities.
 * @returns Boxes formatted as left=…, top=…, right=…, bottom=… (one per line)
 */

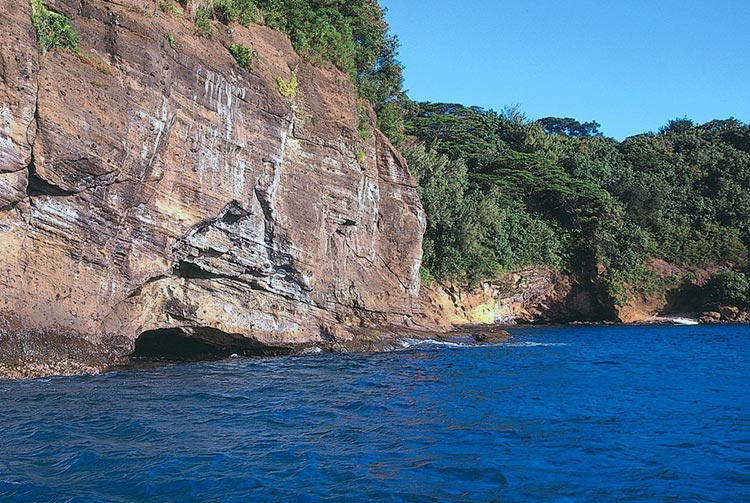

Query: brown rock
left=417, top=266, right=613, bottom=327
left=718, top=305, right=740, bottom=321
left=0, top=0, right=429, bottom=377
left=469, top=328, right=511, bottom=344
left=700, top=311, right=722, bottom=323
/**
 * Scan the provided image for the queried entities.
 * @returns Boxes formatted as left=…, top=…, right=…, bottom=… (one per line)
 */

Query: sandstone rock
left=469, top=328, right=511, bottom=344
left=0, top=0, right=427, bottom=377
left=718, top=305, right=740, bottom=321
left=612, top=260, right=708, bottom=323
left=700, top=311, right=722, bottom=323
left=417, top=266, right=613, bottom=326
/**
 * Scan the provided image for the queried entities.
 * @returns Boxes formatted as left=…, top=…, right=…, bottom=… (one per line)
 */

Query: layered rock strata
left=0, top=0, right=426, bottom=377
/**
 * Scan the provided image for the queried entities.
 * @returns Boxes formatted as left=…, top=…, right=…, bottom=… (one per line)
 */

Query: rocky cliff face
left=419, top=267, right=614, bottom=326
left=612, top=260, right=712, bottom=323
left=0, top=0, right=426, bottom=377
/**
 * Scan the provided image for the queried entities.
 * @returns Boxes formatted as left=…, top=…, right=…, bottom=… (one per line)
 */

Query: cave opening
left=132, top=328, right=233, bottom=361
left=131, top=327, right=293, bottom=363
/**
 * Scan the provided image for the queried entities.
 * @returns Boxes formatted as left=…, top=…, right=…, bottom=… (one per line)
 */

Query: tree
left=537, top=117, right=602, bottom=138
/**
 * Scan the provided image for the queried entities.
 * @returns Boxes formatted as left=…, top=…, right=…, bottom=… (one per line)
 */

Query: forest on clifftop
left=404, top=106, right=750, bottom=309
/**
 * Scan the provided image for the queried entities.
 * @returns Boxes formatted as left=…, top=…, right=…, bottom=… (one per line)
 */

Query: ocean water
left=1, top=324, right=749, bottom=502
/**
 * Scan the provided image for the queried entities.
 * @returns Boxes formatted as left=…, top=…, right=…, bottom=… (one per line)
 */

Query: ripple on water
left=0, top=324, right=748, bottom=502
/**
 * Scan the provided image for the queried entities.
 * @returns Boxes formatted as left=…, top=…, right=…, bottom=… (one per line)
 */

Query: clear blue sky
left=379, top=0, right=750, bottom=140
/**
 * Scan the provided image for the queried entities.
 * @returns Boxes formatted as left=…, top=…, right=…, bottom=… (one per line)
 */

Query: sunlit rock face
left=0, top=0, right=426, bottom=377
left=419, top=267, right=615, bottom=326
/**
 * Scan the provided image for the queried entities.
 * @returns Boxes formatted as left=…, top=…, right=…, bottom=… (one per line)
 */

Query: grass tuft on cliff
left=195, top=6, right=214, bottom=38
left=274, top=72, right=298, bottom=98
left=158, top=0, right=184, bottom=17
left=30, top=0, right=79, bottom=54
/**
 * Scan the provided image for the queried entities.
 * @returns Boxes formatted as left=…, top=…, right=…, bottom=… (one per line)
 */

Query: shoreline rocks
left=700, top=305, right=750, bottom=323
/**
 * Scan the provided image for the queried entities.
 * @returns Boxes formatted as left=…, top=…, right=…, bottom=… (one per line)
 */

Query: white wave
left=398, top=338, right=571, bottom=351
left=502, top=341, right=570, bottom=347
left=647, top=315, right=700, bottom=325
left=398, top=338, right=470, bottom=349
left=399, top=338, right=569, bottom=350
left=669, top=317, right=699, bottom=325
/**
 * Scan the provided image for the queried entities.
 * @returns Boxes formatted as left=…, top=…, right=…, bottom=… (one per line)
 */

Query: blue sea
left=1, top=324, right=749, bottom=502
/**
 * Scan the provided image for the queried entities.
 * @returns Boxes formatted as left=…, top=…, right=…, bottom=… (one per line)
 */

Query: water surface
left=1, top=324, right=749, bottom=502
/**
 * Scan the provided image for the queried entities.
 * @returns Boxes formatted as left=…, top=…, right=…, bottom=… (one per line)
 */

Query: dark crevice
left=131, top=327, right=292, bottom=362
left=0, top=202, right=20, bottom=212
left=132, top=328, right=226, bottom=359
left=220, top=202, right=248, bottom=224
left=199, top=248, right=226, bottom=258
left=26, top=155, right=77, bottom=197
left=173, top=260, right=233, bottom=280
left=254, top=185, right=276, bottom=247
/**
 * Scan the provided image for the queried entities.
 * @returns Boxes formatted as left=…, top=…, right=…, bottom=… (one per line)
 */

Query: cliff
left=0, top=0, right=427, bottom=377
left=419, top=267, right=614, bottom=326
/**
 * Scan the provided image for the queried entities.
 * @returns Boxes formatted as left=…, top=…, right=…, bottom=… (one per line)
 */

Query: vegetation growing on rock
left=705, top=269, right=750, bottom=306
left=158, top=0, right=184, bottom=17
left=213, top=0, right=258, bottom=26
left=194, top=6, right=214, bottom=38
left=185, top=0, right=405, bottom=139
left=228, top=43, right=252, bottom=69
left=165, top=32, right=176, bottom=49
left=30, top=0, right=79, bottom=54
left=404, top=103, right=750, bottom=307
left=30, top=0, right=116, bottom=76
left=274, top=72, right=298, bottom=98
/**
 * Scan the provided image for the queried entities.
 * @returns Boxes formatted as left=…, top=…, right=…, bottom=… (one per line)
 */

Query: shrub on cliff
left=213, top=0, right=258, bottom=26
left=195, top=6, right=214, bottom=38
left=229, top=44, right=252, bottom=69
left=705, top=269, right=750, bottom=306
left=30, top=0, right=79, bottom=54
left=158, top=0, right=184, bottom=17
left=254, top=0, right=405, bottom=140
